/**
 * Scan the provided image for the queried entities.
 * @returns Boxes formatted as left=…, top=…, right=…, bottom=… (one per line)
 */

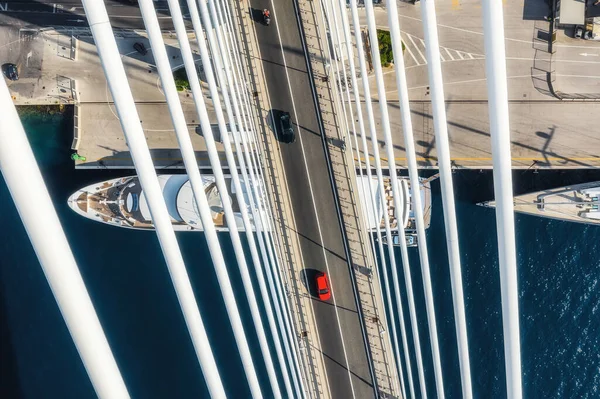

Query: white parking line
left=401, top=33, right=421, bottom=66
left=456, top=51, right=465, bottom=60
left=407, top=34, right=427, bottom=64
left=444, top=47, right=455, bottom=61
left=271, top=0, right=357, bottom=397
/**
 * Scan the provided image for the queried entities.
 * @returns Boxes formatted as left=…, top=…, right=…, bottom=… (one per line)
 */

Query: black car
left=133, top=42, right=147, bottom=56
left=279, top=112, right=295, bottom=143
left=2, top=63, right=18, bottom=81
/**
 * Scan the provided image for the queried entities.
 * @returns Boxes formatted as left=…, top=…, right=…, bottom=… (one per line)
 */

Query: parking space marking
left=401, top=33, right=421, bottom=66
left=407, top=34, right=427, bottom=64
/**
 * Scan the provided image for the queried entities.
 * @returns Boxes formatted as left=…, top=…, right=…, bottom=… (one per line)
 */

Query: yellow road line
left=452, top=0, right=460, bottom=10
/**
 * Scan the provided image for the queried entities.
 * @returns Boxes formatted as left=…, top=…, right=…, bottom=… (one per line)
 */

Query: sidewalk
left=230, top=1, right=331, bottom=397
left=3, top=28, right=200, bottom=105
left=296, top=0, right=401, bottom=397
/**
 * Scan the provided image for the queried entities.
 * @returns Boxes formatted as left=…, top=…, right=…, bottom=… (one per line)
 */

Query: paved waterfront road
left=0, top=0, right=187, bottom=30
left=249, top=0, right=375, bottom=397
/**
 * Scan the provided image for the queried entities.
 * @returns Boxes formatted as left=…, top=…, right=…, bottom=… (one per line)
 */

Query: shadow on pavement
left=249, top=7, right=269, bottom=26
left=300, top=268, right=320, bottom=298
left=522, top=0, right=551, bottom=21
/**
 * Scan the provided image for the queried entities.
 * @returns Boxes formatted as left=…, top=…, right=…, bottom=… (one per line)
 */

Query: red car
left=315, top=272, right=331, bottom=301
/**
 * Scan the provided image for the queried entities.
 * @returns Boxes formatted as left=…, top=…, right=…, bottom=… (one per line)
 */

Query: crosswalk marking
left=402, top=33, right=422, bottom=66
left=407, top=34, right=427, bottom=64
left=399, top=32, right=482, bottom=66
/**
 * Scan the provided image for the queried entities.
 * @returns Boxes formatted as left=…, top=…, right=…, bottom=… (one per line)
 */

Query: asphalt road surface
left=248, top=0, right=375, bottom=397
left=0, top=0, right=187, bottom=30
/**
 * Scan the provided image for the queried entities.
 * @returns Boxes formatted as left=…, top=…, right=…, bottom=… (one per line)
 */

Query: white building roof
left=559, top=0, right=585, bottom=25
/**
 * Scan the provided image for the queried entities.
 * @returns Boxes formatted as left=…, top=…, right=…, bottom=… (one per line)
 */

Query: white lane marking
left=271, top=0, right=357, bottom=397
left=398, top=13, right=533, bottom=45
left=468, top=53, right=474, bottom=59
left=253, top=2, right=332, bottom=397
left=407, top=34, right=427, bottom=64
left=439, top=50, right=445, bottom=62
left=401, top=33, right=421, bottom=66
left=506, top=56, right=600, bottom=64
left=444, top=47, right=455, bottom=60
left=456, top=51, right=465, bottom=60
left=406, top=74, right=543, bottom=90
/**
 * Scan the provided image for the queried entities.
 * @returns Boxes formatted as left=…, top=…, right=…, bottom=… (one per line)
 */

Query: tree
left=377, top=29, right=393, bottom=67
left=173, top=67, right=191, bottom=91
left=376, top=29, right=405, bottom=67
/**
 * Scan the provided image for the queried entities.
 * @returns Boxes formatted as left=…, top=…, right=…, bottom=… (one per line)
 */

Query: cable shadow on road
left=257, top=56, right=309, bottom=75
left=311, top=343, right=374, bottom=388
left=289, top=226, right=348, bottom=264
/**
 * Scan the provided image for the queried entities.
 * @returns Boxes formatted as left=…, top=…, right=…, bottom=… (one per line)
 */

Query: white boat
left=67, top=174, right=264, bottom=231
left=479, top=181, right=600, bottom=225
left=355, top=174, right=436, bottom=246
left=379, top=232, right=419, bottom=248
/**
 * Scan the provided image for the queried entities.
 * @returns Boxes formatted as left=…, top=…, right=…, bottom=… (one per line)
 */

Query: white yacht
left=67, top=175, right=263, bottom=231
left=356, top=174, right=436, bottom=247
left=479, top=181, right=600, bottom=225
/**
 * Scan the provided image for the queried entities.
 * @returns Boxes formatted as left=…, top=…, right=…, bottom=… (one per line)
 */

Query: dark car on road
left=133, top=42, right=147, bottom=56
left=278, top=111, right=295, bottom=143
left=2, top=63, right=18, bottom=81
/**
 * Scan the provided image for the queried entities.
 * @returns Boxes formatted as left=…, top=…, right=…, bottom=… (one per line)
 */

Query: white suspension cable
left=481, top=2, right=522, bottom=398
left=80, top=1, right=225, bottom=396
left=166, top=0, right=271, bottom=397
left=215, top=3, right=308, bottom=396
left=240, top=86, right=311, bottom=399
left=348, top=1, right=419, bottom=397
left=0, top=78, right=130, bottom=399
left=212, top=9, right=309, bottom=388
left=387, top=1, right=473, bottom=398
left=335, top=0, right=407, bottom=396
left=223, top=40, right=309, bottom=399
left=208, top=14, right=309, bottom=393
left=321, top=1, right=405, bottom=396
left=420, top=0, right=480, bottom=394
left=210, top=0, right=302, bottom=396
left=139, top=2, right=278, bottom=397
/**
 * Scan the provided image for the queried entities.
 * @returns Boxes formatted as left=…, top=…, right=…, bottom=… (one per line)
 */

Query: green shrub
left=377, top=30, right=393, bottom=66
left=173, top=67, right=190, bottom=91
left=376, top=29, right=405, bottom=67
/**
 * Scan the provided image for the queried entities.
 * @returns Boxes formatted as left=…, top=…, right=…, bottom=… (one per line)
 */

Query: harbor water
left=1, top=110, right=599, bottom=398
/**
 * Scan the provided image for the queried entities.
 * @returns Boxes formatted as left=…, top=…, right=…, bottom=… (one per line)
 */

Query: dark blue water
left=1, top=111, right=599, bottom=398
left=0, top=110, right=278, bottom=398
left=383, top=171, right=600, bottom=399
